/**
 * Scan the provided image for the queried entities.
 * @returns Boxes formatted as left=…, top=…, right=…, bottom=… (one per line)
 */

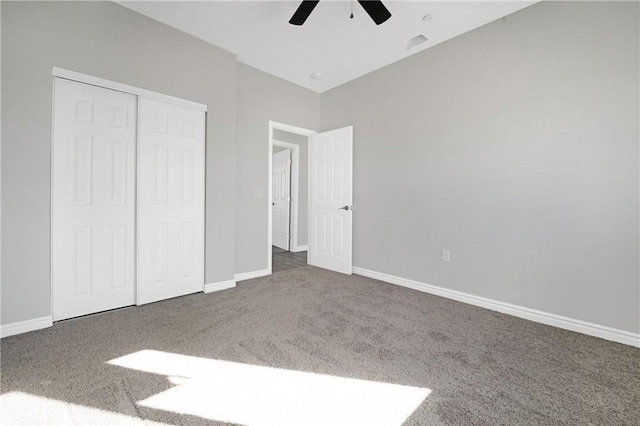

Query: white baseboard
left=291, top=245, right=308, bottom=253
left=352, top=267, right=640, bottom=348
left=204, top=280, right=236, bottom=294
left=234, top=268, right=270, bottom=282
left=1, top=316, right=53, bottom=338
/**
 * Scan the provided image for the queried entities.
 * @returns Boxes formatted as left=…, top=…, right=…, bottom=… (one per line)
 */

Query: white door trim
left=52, top=67, right=207, bottom=112
left=268, top=121, right=316, bottom=274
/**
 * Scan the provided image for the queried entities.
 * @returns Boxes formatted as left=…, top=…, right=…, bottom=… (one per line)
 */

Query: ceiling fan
left=289, top=0, right=392, bottom=26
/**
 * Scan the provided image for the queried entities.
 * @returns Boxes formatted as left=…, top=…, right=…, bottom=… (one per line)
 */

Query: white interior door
left=52, top=78, right=137, bottom=321
left=272, top=149, right=291, bottom=251
left=138, top=97, right=205, bottom=305
left=308, top=126, right=353, bottom=274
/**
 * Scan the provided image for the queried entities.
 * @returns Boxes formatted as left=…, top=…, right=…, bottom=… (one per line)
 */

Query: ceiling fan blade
left=289, top=0, right=320, bottom=26
left=357, top=0, right=392, bottom=25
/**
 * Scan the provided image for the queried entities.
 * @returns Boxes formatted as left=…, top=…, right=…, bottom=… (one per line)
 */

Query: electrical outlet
left=442, top=249, right=451, bottom=263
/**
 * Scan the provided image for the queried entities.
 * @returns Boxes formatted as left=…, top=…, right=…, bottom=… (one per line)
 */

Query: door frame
left=51, top=67, right=207, bottom=111
left=267, top=121, right=316, bottom=274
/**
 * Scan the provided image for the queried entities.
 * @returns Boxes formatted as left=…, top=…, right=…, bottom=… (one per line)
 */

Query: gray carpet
left=1, top=266, right=638, bottom=425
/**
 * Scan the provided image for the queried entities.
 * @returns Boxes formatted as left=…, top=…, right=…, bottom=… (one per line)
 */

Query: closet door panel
left=138, top=98, right=205, bottom=304
left=52, top=78, right=137, bottom=321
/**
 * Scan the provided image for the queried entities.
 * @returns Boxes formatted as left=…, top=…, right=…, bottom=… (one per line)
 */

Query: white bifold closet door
left=53, top=77, right=206, bottom=320
left=137, top=97, right=205, bottom=305
left=52, top=78, right=137, bottom=321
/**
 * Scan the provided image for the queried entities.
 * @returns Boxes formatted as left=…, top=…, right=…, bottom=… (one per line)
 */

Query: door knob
left=339, top=205, right=351, bottom=211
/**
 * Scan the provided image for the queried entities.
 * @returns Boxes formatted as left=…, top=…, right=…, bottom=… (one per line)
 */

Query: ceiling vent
left=406, top=34, right=428, bottom=50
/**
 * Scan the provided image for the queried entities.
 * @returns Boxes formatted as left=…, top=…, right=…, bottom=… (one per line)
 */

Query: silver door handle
left=339, top=205, right=352, bottom=211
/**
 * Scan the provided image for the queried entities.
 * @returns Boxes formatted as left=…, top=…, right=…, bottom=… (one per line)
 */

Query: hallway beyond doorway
left=272, top=247, right=307, bottom=273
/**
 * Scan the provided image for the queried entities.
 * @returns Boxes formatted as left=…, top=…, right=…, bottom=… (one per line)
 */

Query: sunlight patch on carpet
left=0, top=391, right=168, bottom=425
left=109, top=349, right=431, bottom=426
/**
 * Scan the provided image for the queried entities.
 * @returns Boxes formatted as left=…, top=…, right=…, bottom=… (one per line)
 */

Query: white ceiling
left=119, top=1, right=537, bottom=93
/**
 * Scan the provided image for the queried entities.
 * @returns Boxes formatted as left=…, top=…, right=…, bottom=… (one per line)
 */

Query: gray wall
left=273, top=128, right=309, bottom=247
left=320, top=1, right=639, bottom=333
left=236, top=63, right=320, bottom=274
left=1, top=1, right=238, bottom=324
left=2, top=1, right=638, bottom=337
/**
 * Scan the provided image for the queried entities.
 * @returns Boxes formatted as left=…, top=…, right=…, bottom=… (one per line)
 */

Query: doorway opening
left=268, top=122, right=315, bottom=274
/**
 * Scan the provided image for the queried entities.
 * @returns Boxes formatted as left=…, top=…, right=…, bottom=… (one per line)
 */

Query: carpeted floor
left=272, top=250, right=307, bottom=273
left=1, top=266, right=638, bottom=425
left=272, top=246, right=288, bottom=255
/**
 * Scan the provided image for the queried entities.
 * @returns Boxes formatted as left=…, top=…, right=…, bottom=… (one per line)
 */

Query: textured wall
left=1, top=1, right=238, bottom=324
left=320, top=1, right=640, bottom=332
left=3, top=1, right=638, bottom=337
left=236, top=63, right=320, bottom=274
